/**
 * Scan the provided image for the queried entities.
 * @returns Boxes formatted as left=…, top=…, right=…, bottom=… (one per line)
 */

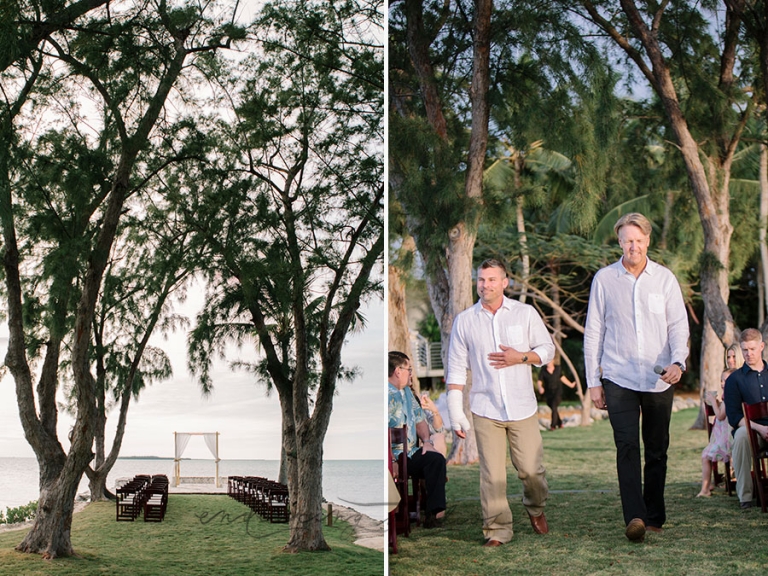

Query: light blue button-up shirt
left=583, top=258, right=689, bottom=392
left=388, top=383, right=425, bottom=458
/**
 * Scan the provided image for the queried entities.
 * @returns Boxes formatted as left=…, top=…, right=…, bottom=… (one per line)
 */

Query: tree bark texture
left=515, top=155, right=529, bottom=304
left=759, top=145, right=768, bottom=323
left=15, top=465, right=84, bottom=558
left=691, top=317, right=725, bottom=430
left=87, top=386, right=132, bottom=502
left=285, top=429, right=329, bottom=552
left=388, top=264, right=412, bottom=354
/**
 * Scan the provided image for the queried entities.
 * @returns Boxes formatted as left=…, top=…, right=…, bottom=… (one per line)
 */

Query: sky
left=0, top=280, right=386, bottom=461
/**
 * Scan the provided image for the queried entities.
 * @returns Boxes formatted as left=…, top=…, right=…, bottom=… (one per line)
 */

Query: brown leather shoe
left=527, top=511, right=549, bottom=535
left=646, top=525, right=663, bottom=534
left=625, top=518, right=646, bottom=542
left=483, top=539, right=504, bottom=547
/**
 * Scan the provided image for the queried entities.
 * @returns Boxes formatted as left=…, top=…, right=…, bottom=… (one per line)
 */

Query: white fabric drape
left=175, top=433, right=192, bottom=460
left=203, top=433, right=220, bottom=462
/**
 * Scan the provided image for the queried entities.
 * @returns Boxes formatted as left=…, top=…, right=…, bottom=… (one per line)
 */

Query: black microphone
left=654, top=365, right=666, bottom=376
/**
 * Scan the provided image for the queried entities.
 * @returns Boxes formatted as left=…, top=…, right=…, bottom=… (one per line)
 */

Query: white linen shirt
left=445, top=296, right=555, bottom=422
left=583, top=258, right=689, bottom=392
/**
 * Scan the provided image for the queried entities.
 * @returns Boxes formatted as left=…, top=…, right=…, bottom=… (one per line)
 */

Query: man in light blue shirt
left=584, top=213, right=689, bottom=543
left=388, top=351, right=446, bottom=528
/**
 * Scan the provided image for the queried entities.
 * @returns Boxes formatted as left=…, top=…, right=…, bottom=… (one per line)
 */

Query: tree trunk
left=284, top=434, right=328, bottom=552
left=445, top=222, right=480, bottom=466
left=691, top=317, right=724, bottom=430
left=515, top=155, right=529, bottom=304
left=278, top=444, right=288, bottom=487
left=760, top=143, right=768, bottom=323
left=401, top=0, right=492, bottom=466
left=87, top=386, right=132, bottom=502
left=89, top=365, right=109, bottom=502
left=276, top=384, right=328, bottom=552
left=16, top=457, right=89, bottom=558
left=388, top=264, right=412, bottom=354
left=85, top=469, right=112, bottom=502
left=445, top=0, right=492, bottom=466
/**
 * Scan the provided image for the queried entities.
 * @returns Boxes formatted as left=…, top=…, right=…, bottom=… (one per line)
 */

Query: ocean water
left=0, top=458, right=386, bottom=521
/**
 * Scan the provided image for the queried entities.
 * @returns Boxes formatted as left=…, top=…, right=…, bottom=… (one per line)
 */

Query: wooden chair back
left=742, top=401, right=768, bottom=512
left=388, top=426, right=410, bottom=539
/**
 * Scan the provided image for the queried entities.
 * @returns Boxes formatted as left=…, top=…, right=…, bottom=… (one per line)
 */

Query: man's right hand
left=447, top=388, right=471, bottom=438
left=590, top=385, right=607, bottom=410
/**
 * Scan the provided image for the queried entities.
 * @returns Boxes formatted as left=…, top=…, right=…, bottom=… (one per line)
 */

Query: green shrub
left=1, top=501, right=37, bottom=524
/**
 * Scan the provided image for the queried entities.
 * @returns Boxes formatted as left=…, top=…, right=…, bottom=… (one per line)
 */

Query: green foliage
left=0, top=501, right=37, bottom=524
left=182, top=0, right=383, bottom=405
left=416, top=313, right=440, bottom=343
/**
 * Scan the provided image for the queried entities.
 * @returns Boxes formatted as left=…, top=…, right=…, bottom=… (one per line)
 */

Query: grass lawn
left=0, top=495, right=383, bottom=575
left=390, top=407, right=768, bottom=576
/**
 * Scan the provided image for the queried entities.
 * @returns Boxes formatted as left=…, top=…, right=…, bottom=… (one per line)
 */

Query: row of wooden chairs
left=115, top=474, right=169, bottom=522
left=143, top=475, right=170, bottom=522
left=228, top=476, right=290, bottom=523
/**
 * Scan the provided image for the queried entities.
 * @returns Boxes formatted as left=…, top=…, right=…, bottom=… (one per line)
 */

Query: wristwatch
left=521, top=354, right=528, bottom=364
left=673, top=362, right=685, bottom=372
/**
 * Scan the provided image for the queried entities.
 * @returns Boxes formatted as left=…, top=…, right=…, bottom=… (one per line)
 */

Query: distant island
left=120, top=456, right=175, bottom=460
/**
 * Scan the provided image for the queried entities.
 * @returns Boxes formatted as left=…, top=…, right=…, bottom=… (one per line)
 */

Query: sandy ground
left=0, top=498, right=384, bottom=552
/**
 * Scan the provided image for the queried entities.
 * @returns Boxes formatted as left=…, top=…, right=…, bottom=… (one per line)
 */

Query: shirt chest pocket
left=506, top=325, right=524, bottom=346
left=648, top=293, right=665, bottom=315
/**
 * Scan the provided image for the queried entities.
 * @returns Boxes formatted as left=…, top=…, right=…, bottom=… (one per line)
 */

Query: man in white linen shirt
left=445, top=259, right=555, bottom=547
left=584, top=213, right=689, bottom=543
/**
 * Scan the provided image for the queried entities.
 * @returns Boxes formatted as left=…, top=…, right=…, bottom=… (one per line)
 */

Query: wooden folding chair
left=742, top=401, right=768, bottom=512
left=704, top=402, right=733, bottom=495
left=388, top=426, right=410, bottom=538
left=388, top=448, right=399, bottom=554
left=266, top=486, right=290, bottom=523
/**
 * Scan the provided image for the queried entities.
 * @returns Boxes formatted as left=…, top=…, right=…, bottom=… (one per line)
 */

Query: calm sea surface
left=0, top=458, right=386, bottom=521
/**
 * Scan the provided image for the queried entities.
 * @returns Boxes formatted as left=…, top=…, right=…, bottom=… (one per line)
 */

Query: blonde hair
left=614, top=213, right=652, bottom=237
left=725, top=343, right=744, bottom=370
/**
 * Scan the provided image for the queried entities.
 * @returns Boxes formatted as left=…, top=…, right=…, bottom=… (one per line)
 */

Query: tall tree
left=2, top=1, right=234, bottom=557
left=83, top=204, right=201, bottom=501
left=574, top=0, right=756, bottom=392
left=185, top=0, right=383, bottom=552
left=389, top=0, right=492, bottom=465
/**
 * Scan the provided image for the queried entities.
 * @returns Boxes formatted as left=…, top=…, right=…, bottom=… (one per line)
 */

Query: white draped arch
left=174, top=431, right=221, bottom=487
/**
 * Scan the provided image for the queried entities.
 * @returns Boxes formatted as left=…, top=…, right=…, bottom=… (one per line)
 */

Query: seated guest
left=388, top=351, right=447, bottom=527
left=697, top=367, right=732, bottom=497
left=409, top=383, right=447, bottom=457
left=723, top=328, right=768, bottom=509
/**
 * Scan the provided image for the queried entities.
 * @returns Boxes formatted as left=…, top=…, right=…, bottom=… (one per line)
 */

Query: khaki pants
left=732, top=425, right=764, bottom=504
left=473, top=413, right=548, bottom=543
